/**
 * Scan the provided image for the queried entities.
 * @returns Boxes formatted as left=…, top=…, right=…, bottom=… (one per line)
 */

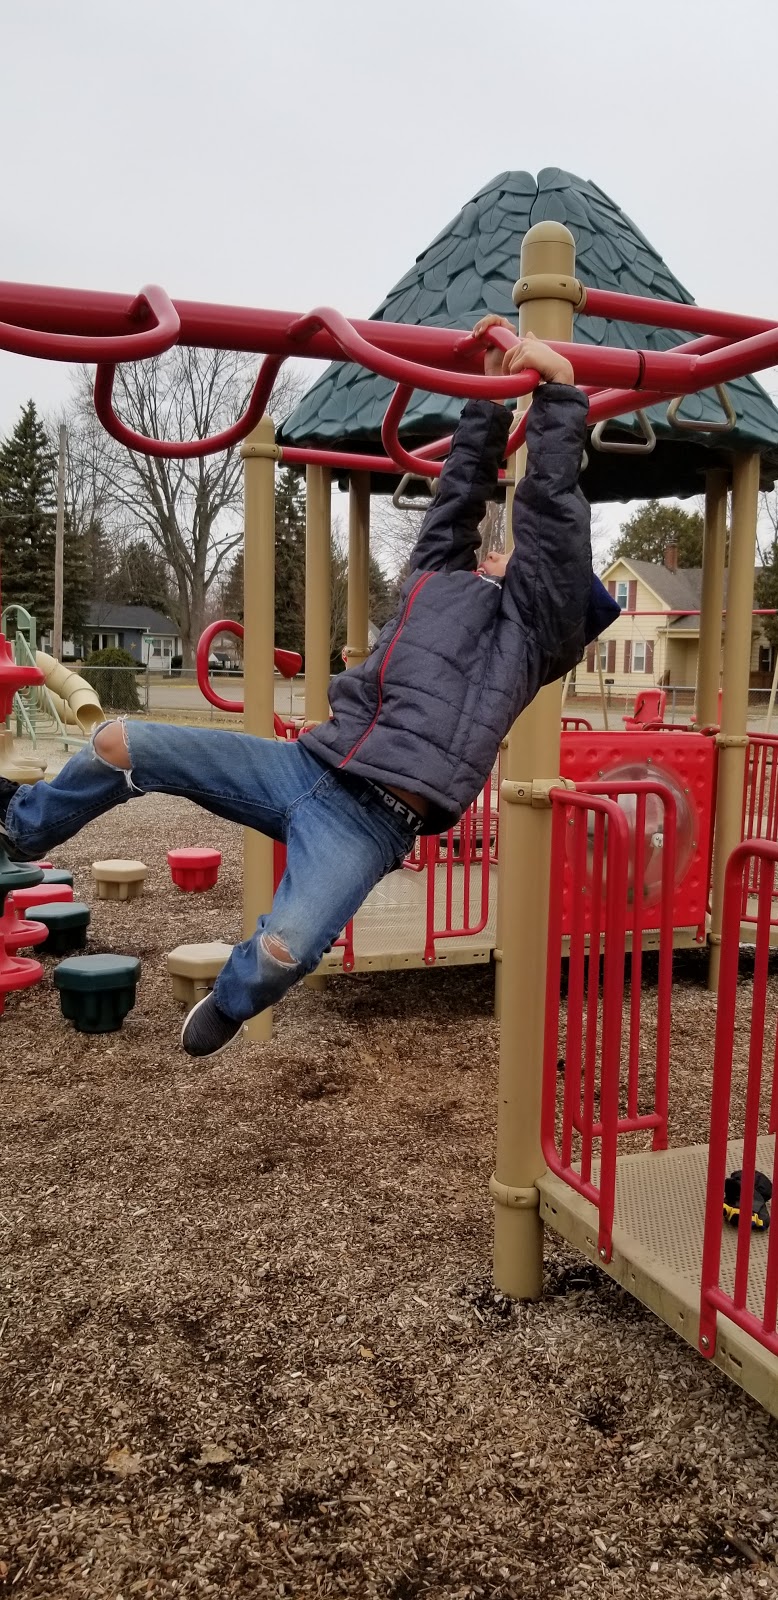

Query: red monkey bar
left=1, top=279, right=778, bottom=469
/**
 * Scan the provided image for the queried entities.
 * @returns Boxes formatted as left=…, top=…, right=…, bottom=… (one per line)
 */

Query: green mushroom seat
left=32, top=901, right=91, bottom=955
left=39, top=868, right=74, bottom=887
left=53, top=953, right=140, bottom=1034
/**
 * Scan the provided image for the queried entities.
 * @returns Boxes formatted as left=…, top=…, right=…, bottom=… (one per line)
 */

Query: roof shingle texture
left=280, top=168, right=778, bottom=501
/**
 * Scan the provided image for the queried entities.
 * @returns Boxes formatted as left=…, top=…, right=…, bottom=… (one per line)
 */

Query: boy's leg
left=202, top=767, right=415, bottom=1030
left=1, top=720, right=329, bottom=859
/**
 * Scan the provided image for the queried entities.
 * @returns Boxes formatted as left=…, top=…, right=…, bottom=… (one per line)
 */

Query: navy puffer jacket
left=302, top=387, right=619, bottom=832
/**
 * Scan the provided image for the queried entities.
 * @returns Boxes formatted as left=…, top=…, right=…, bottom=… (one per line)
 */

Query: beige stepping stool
left=167, top=941, right=233, bottom=1007
left=92, top=859, right=147, bottom=901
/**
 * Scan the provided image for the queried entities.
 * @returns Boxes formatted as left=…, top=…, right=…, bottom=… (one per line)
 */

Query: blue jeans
left=4, top=722, right=419, bottom=1024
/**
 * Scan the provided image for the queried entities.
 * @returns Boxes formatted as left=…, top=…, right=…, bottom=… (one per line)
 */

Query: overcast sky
left=2, top=0, right=777, bottom=550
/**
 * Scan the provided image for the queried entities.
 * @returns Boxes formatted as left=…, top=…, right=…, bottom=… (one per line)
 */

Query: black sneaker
left=0, top=778, right=33, bottom=863
left=181, top=992, right=244, bottom=1060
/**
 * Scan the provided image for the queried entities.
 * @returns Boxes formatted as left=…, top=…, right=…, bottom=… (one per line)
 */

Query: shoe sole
left=180, top=993, right=245, bottom=1061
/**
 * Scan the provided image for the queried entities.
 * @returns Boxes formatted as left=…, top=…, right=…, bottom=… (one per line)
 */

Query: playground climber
left=0, top=317, right=619, bottom=1060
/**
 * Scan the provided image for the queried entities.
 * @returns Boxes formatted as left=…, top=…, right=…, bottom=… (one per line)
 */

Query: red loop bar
left=0, top=284, right=180, bottom=363
left=196, top=619, right=300, bottom=737
left=94, top=354, right=283, bottom=459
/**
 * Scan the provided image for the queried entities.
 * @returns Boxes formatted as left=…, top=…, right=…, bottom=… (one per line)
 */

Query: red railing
left=741, top=736, right=778, bottom=927
left=541, top=791, right=629, bottom=1262
left=331, top=771, right=498, bottom=971
left=561, top=715, right=592, bottom=732
left=2, top=279, right=778, bottom=471
left=541, top=780, right=678, bottom=1260
left=699, top=841, right=778, bottom=1360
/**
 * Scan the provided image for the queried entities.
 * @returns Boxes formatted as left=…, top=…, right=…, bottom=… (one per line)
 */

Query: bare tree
left=67, top=350, right=304, bottom=663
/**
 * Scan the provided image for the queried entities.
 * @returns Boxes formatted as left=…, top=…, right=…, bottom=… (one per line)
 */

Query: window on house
left=633, top=640, right=646, bottom=673
left=162, top=639, right=172, bottom=658
left=598, top=642, right=607, bottom=669
left=615, top=580, right=629, bottom=608
left=759, top=645, right=774, bottom=675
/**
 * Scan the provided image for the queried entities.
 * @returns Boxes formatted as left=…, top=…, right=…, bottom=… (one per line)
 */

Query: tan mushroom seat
left=167, top=941, right=233, bottom=1007
left=92, top=859, right=147, bottom=901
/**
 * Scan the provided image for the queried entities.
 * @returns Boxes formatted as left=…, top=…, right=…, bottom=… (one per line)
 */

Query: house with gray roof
left=48, top=604, right=183, bottom=668
left=582, top=552, right=775, bottom=694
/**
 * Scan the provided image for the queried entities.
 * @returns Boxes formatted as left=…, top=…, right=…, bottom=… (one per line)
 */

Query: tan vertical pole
left=695, top=470, right=729, bottom=726
left=304, top=464, right=332, bottom=992
left=708, top=451, right=760, bottom=990
left=346, top=472, right=371, bottom=667
left=305, top=465, right=332, bottom=721
left=491, top=222, right=577, bottom=1299
left=240, top=415, right=279, bottom=1041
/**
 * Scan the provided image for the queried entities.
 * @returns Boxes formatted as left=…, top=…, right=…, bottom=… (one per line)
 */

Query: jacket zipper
left=339, top=572, right=433, bottom=767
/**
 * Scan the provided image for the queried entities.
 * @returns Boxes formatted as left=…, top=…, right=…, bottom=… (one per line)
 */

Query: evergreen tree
left=274, top=467, right=307, bottom=655
left=610, top=500, right=705, bottom=568
left=0, top=402, right=88, bottom=639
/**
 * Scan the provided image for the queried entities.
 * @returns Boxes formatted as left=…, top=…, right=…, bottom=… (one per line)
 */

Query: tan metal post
left=708, top=452, right=760, bottom=990
left=695, top=470, right=728, bottom=726
left=305, top=465, right=332, bottom=721
left=346, top=472, right=371, bottom=668
left=304, top=464, right=332, bottom=991
left=240, top=415, right=280, bottom=1041
left=492, top=222, right=577, bottom=1298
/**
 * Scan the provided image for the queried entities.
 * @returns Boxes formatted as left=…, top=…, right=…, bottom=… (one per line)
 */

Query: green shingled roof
left=279, top=168, right=778, bottom=501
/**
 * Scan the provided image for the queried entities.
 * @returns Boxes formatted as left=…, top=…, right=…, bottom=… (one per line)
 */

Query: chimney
left=663, top=542, right=678, bottom=573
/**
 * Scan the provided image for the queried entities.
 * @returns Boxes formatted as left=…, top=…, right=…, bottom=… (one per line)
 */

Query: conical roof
left=279, top=168, right=778, bottom=500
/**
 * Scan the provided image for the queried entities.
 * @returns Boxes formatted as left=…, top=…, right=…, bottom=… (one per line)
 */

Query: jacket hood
left=585, top=574, right=621, bottom=642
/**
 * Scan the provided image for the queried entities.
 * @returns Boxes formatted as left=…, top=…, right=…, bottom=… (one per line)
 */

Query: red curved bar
left=380, top=380, right=530, bottom=481
left=94, top=354, right=283, bottom=459
left=196, top=619, right=291, bottom=736
left=0, top=284, right=179, bottom=363
left=287, top=306, right=543, bottom=403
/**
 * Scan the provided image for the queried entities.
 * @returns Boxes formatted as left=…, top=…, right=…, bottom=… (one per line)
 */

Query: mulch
left=1, top=793, right=778, bottom=1599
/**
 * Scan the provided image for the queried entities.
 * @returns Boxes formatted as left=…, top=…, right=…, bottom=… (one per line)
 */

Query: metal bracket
left=667, top=384, right=736, bottom=435
left=489, top=1174, right=541, bottom=1210
left=591, top=410, right=656, bottom=455
left=715, top=733, right=750, bottom=748
left=500, top=777, right=575, bottom=807
left=512, top=274, right=588, bottom=311
left=240, top=440, right=284, bottom=461
left=392, top=471, right=437, bottom=511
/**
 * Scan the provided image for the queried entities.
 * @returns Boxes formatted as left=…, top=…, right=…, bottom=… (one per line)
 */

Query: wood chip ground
left=2, top=794, right=778, bottom=1598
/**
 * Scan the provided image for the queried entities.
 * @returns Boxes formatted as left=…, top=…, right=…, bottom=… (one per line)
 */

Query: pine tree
left=274, top=467, right=306, bottom=656
left=0, top=402, right=56, bottom=626
left=0, top=402, right=88, bottom=640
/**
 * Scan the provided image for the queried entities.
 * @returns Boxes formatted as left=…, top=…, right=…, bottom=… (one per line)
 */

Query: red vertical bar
left=461, top=804, right=472, bottom=930
left=627, top=792, right=647, bottom=1120
left=542, top=800, right=569, bottom=1166
left=596, top=804, right=629, bottom=1261
left=699, top=847, right=747, bottom=1352
left=581, top=810, right=605, bottom=1186
left=733, top=861, right=774, bottom=1309
left=653, top=790, right=676, bottom=1151
left=561, top=811, right=588, bottom=1170
left=423, top=836, right=437, bottom=965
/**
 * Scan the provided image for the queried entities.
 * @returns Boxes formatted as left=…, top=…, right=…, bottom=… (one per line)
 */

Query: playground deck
left=540, top=1135, right=778, bottom=1420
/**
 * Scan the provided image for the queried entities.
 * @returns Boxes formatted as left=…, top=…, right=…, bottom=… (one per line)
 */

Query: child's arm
left=407, top=320, right=511, bottom=577
left=501, top=337, right=592, bottom=686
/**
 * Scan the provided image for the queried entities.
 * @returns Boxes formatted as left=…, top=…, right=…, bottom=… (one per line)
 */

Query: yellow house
left=575, top=551, right=776, bottom=694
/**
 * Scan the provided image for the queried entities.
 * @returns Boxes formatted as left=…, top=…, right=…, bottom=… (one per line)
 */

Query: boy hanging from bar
left=0, top=316, right=619, bottom=1059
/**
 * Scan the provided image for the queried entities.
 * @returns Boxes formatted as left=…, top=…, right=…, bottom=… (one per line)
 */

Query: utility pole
left=53, top=424, right=66, bottom=660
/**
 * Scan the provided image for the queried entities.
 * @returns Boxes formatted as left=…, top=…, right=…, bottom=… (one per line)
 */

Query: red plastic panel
left=560, top=731, right=715, bottom=935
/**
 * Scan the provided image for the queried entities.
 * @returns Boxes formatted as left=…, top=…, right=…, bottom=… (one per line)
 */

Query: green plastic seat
left=53, top=953, right=141, bottom=1034
left=32, top=901, right=90, bottom=955
left=39, top=868, right=74, bottom=887
left=0, top=852, right=43, bottom=906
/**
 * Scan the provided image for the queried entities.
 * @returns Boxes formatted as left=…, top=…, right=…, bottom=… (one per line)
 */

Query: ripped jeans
left=3, top=721, right=420, bottom=1024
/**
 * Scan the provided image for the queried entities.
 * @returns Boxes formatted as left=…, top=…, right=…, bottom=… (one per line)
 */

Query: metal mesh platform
left=317, top=862, right=499, bottom=972
left=538, top=1135, right=778, bottom=1416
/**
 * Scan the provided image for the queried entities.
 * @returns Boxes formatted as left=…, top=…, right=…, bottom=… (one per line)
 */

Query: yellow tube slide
left=35, top=651, right=104, bottom=734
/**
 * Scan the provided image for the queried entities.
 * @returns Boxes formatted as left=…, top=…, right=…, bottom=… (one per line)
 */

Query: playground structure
left=1, top=603, right=104, bottom=753
left=3, top=205, right=778, bottom=1411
